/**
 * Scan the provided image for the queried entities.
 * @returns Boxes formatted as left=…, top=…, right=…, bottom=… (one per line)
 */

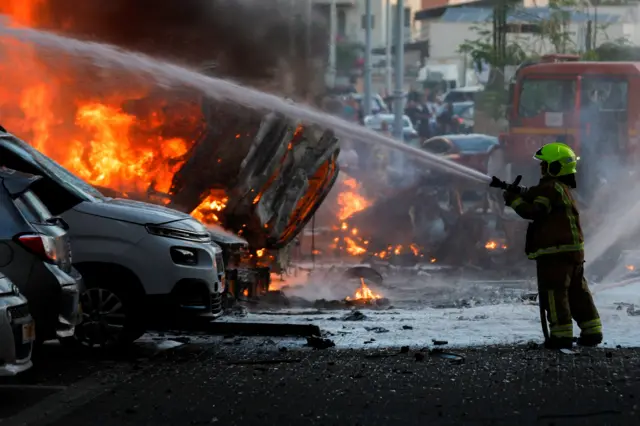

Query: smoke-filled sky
left=1, top=0, right=328, bottom=82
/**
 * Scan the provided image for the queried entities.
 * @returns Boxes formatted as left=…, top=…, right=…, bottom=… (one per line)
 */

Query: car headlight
left=170, top=247, right=199, bottom=266
left=146, top=225, right=211, bottom=243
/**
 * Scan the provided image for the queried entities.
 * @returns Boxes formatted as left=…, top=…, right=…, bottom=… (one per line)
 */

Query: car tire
left=70, top=276, right=146, bottom=349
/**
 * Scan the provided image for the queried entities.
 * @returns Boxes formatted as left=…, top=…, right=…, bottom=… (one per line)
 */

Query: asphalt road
left=9, top=340, right=638, bottom=426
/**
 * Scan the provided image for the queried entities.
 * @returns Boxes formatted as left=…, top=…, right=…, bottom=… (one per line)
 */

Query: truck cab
left=503, top=55, right=635, bottom=199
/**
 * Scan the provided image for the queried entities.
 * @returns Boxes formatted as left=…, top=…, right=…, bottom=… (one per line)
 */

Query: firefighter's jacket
left=507, top=176, right=584, bottom=260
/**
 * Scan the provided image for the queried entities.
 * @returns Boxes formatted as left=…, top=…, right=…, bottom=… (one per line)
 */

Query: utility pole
left=393, top=0, right=405, bottom=141
left=385, top=0, right=392, bottom=96
left=363, top=0, right=372, bottom=116
left=305, top=0, right=313, bottom=100
left=328, top=0, right=337, bottom=88
left=306, top=0, right=312, bottom=62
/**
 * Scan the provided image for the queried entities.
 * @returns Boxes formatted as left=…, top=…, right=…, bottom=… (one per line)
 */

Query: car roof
left=429, top=133, right=498, bottom=142
left=364, top=114, right=410, bottom=121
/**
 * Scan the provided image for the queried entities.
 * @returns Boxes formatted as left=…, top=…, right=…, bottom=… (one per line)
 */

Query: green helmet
left=533, top=142, right=579, bottom=176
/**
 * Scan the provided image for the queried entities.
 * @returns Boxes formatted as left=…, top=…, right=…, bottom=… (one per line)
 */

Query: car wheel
left=71, top=281, right=145, bottom=349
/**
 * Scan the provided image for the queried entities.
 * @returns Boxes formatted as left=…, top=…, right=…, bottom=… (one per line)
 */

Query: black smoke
left=20, top=0, right=329, bottom=91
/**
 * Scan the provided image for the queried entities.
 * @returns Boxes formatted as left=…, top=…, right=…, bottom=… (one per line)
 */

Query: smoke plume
left=1, top=0, right=329, bottom=95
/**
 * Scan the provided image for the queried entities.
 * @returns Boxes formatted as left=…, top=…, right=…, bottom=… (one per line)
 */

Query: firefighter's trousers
left=536, top=255, right=602, bottom=340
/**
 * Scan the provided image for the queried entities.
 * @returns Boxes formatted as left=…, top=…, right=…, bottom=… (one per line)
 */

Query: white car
left=0, top=130, right=224, bottom=348
left=0, top=273, right=34, bottom=376
left=363, top=114, right=419, bottom=141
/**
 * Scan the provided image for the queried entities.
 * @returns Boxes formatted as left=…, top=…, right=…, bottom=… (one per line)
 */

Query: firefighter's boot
left=544, top=336, right=573, bottom=350
left=576, top=318, right=603, bottom=347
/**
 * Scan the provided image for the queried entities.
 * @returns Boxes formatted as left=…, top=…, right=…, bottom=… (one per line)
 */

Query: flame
left=337, top=177, right=371, bottom=221
left=0, top=2, right=206, bottom=215
left=346, top=278, right=382, bottom=301
left=627, top=265, right=635, bottom=271
left=344, top=237, right=366, bottom=256
left=256, top=249, right=265, bottom=257
left=485, top=240, right=498, bottom=250
left=191, top=192, right=228, bottom=223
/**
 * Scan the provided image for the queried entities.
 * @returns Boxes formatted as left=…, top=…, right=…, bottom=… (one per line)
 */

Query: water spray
left=0, top=20, right=491, bottom=185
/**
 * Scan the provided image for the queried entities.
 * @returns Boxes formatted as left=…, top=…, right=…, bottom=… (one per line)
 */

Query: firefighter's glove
left=503, top=191, right=519, bottom=207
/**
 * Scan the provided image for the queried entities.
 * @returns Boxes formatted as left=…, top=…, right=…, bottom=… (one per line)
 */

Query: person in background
left=437, top=101, right=455, bottom=135
left=342, top=97, right=359, bottom=123
left=404, top=93, right=420, bottom=130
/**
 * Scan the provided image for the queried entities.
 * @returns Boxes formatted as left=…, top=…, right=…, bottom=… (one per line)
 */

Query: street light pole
left=363, top=0, right=372, bottom=116
left=328, top=0, right=337, bottom=88
left=385, top=0, right=392, bottom=96
left=393, top=0, right=405, bottom=141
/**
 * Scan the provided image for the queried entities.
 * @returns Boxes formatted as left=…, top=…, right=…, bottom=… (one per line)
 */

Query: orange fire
left=485, top=240, right=508, bottom=250
left=346, top=278, right=382, bottom=301
left=0, top=4, right=210, bottom=213
left=191, top=192, right=228, bottom=223
left=337, top=177, right=371, bottom=221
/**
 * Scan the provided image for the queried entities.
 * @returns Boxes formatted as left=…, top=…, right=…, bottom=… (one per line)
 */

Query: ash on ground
left=264, top=265, right=537, bottom=311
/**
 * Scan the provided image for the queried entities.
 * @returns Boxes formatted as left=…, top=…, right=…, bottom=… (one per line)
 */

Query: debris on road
left=306, top=336, right=336, bottom=350
left=430, top=349, right=465, bottom=364
left=342, top=310, right=367, bottom=321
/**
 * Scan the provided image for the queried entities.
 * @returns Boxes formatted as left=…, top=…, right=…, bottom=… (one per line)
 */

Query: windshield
left=451, top=136, right=498, bottom=153
left=9, top=137, right=105, bottom=201
left=452, top=103, right=473, bottom=116
left=518, top=78, right=576, bottom=118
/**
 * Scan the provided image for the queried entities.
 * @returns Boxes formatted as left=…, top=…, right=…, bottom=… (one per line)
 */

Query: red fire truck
left=498, top=54, right=636, bottom=200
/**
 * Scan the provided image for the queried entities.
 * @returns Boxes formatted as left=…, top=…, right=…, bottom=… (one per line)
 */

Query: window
left=580, top=77, right=628, bottom=111
left=338, top=10, right=347, bottom=37
left=450, top=136, right=498, bottom=154
left=421, top=137, right=453, bottom=154
left=518, top=78, right=577, bottom=118
left=361, top=14, right=375, bottom=29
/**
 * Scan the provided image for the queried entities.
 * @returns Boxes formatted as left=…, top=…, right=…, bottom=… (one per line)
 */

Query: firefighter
left=502, top=142, right=603, bottom=349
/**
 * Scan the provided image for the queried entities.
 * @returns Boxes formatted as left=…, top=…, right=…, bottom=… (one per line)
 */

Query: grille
left=211, top=293, right=223, bottom=315
left=7, top=304, right=30, bottom=321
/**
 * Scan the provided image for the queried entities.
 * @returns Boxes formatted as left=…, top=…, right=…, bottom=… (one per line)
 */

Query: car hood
left=73, top=198, right=194, bottom=226
left=207, top=224, right=249, bottom=247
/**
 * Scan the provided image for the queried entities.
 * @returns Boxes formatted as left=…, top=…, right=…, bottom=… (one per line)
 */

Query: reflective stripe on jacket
left=507, top=177, right=584, bottom=260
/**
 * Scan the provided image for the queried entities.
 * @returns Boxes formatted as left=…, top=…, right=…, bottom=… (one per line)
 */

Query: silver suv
left=0, top=129, right=223, bottom=348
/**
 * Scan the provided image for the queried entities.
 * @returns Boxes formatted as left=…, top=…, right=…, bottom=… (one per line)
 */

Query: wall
left=427, top=20, right=627, bottom=64
left=338, top=0, right=425, bottom=47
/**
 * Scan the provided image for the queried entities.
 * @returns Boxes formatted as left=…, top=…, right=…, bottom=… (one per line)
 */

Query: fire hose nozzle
left=489, top=175, right=524, bottom=194
left=489, top=176, right=507, bottom=189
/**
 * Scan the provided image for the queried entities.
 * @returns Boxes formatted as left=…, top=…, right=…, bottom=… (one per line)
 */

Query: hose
left=539, top=299, right=550, bottom=341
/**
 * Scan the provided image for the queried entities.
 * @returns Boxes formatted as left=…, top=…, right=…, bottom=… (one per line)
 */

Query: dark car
left=420, top=134, right=499, bottom=175
left=0, top=167, right=83, bottom=343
